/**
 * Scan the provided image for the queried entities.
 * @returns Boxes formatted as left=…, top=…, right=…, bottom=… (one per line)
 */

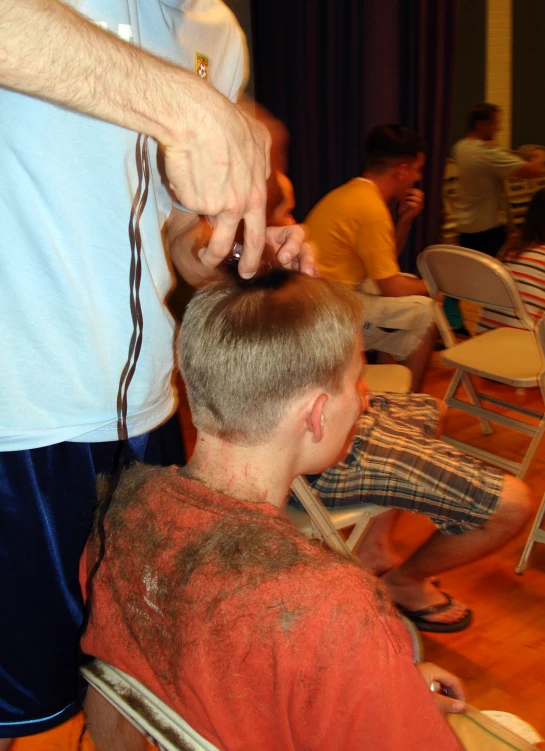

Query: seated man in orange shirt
left=305, top=124, right=435, bottom=391
left=80, top=271, right=464, bottom=751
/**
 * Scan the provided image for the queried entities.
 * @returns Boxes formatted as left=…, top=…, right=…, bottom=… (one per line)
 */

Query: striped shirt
left=477, top=245, right=545, bottom=332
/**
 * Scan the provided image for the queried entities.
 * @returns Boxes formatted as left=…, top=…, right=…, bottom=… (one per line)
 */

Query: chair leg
left=515, top=491, right=545, bottom=574
left=517, top=417, right=545, bottom=479
left=344, top=508, right=389, bottom=553
left=290, top=476, right=353, bottom=558
left=447, top=369, right=493, bottom=435
left=443, top=369, right=461, bottom=404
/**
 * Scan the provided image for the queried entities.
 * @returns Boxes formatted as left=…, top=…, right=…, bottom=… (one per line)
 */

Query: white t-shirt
left=452, top=139, right=523, bottom=233
left=0, top=0, right=246, bottom=450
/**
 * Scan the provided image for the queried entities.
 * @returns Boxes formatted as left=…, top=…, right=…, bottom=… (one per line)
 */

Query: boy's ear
left=306, top=394, right=328, bottom=443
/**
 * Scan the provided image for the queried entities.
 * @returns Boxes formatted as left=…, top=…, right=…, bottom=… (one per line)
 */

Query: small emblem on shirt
left=195, top=53, right=209, bottom=81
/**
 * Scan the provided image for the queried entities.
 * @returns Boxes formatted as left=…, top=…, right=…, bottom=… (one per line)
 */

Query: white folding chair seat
left=417, top=245, right=545, bottom=480
left=441, top=328, right=541, bottom=384
left=362, top=363, right=412, bottom=393
left=82, top=660, right=220, bottom=751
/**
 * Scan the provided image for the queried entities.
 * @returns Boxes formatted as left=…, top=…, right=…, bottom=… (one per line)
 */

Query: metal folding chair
left=417, top=245, right=545, bottom=480
left=82, top=659, right=219, bottom=751
left=515, top=490, right=545, bottom=574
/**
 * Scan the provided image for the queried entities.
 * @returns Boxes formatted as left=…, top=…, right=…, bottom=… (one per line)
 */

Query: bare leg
left=382, top=475, right=531, bottom=624
left=356, top=398, right=447, bottom=575
left=84, top=686, right=147, bottom=751
left=0, top=739, right=12, bottom=750
left=376, top=324, right=437, bottom=392
left=401, top=323, right=437, bottom=392
left=357, top=510, right=401, bottom=574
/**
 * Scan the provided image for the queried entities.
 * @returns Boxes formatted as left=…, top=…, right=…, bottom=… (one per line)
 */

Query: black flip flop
left=397, top=592, right=472, bottom=633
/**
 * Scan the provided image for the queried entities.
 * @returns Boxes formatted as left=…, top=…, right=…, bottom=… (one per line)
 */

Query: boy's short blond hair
left=178, top=270, right=365, bottom=445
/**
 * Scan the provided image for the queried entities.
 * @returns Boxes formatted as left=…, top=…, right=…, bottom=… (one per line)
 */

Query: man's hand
left=168, top=210, right=316, bottom=288
left=165, top=96, right=272, bottom=279
left=399, top=188, right=425, bottom=223
left=264, top=225, right=317, bottom=277
left=416, top=662, right=465, bottom=714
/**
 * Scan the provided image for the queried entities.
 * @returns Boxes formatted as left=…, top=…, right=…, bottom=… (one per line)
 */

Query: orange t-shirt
left=305, top=178, right=400, bottom=287
left=80, top=465, right=461, bottom=751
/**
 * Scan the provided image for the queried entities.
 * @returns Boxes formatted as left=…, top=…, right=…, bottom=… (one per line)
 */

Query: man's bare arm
left=0, top=0, right=270, bottom=275
left=511, top=161, right=544, bottom=180
left=376, top=274, right=429, bottom=298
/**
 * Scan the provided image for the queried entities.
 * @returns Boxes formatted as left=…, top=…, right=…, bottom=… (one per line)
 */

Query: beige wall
left=486, top=0, right=513, bottom=148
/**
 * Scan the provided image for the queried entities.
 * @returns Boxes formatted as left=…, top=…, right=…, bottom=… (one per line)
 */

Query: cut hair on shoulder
left=177, top=270, right=365, bottom=446
left=363, top=124, right=425, bottom=173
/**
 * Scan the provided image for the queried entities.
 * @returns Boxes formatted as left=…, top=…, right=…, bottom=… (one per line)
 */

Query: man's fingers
left=238, top=203, right=267, bottom=278
left=440, top=675, right=465, bottom=702
left=297, top=242, right=318, bottom=277
left=418, top=662, right=466, bottom=715
left=199, top=213, right=240, bottom=268
left=428, top=666, right=466, bottom=703
left=433, top=694, right=465, bottom=715
left=264, top=226, right=317, bottom=277
left=266, top=225, right=303, bottom=264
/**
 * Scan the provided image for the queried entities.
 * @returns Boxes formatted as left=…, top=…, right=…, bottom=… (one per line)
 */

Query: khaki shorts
left=359, top=291, right=435, bottom=360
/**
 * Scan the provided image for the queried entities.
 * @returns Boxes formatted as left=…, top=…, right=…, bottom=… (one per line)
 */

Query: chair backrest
left=417, top=245, right=535, bottom=331
left=534, top=316, right=545, bottom=396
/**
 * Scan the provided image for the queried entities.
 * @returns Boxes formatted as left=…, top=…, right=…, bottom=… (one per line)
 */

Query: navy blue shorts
left=0, top=416, right=184, bottom=738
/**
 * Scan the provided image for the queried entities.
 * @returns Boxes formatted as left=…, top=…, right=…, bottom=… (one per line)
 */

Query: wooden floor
left=14, top=351, right=545, bottom=749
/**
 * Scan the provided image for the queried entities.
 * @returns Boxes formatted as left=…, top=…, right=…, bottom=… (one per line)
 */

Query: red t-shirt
left=80, top=465, right=461, bottom=751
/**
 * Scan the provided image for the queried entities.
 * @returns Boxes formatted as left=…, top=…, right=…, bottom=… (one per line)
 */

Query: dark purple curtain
left=398, top=1, right=458, bottom=269
left=251, top=0, right=457, bottom=272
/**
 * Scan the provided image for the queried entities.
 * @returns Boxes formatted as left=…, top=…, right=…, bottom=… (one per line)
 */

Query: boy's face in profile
left=393, top=153, right=425, bottom=201
left=310, top=339, right=365, bottom=472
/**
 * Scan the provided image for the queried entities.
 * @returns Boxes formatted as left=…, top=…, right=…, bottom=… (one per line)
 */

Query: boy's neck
left=181, top=431, right=299, bottom=509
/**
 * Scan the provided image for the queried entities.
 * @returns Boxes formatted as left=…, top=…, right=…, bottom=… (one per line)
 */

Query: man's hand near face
left=399, top=188, right=425, bottom=223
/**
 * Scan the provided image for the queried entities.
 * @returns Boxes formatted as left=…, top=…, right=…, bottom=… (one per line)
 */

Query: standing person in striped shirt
left=477, top=188, right=545, bottom=332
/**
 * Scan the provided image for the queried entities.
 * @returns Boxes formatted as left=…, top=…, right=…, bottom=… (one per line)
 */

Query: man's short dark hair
left=363, top=124, right=425, bottom=172
left=468, top=103, right=500, bottom=131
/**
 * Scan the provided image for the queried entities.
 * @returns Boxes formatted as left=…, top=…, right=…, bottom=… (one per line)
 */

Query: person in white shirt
left=453, top=103, right=544, bottom=257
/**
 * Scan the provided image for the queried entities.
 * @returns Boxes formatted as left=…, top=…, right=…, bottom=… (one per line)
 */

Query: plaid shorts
left=291, top=393, right=504, bottom=535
